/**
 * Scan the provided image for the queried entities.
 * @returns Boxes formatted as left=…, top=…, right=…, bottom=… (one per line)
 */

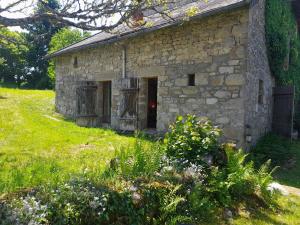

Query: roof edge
left=46, top=0, right=250, bottom=59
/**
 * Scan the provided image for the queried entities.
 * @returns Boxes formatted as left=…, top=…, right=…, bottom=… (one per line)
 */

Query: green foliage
left=165, top=115, right=221, bottom=167
left=225, top=147, right=277, bottom=205
left=0, top=57, right=5, bottom=66
left=265, top=0, right=300, bottom=128
left=0, top=103, right=281, bottom=224
left=250, top=133, right=293, bottom=167
left=22, top=0, right=62, bottom=89
left=0, top=87, right=139, bottom=193
left=265, top=0, right=297, bottom=77
left=0, top=178, right=189, bottom=225
left=112, top=138, right=164, bottom=178
left=0, top=28, right=28, bottom=86
left=0, top=2, right=89, bottom=89
left=109, top=116, right=277, bottom=222
left=226, top=148, right=256, bottom=198
left=187, top=146, right=277, bottom=220
left=155, top=185, right=189, bottom=225
left=48, top=28, right=90, bottom=54
left=250, top=134, right=300, bottom=188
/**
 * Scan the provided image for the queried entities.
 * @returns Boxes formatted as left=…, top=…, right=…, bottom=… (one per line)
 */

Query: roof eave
left=45, top=0, right=250, bottom=59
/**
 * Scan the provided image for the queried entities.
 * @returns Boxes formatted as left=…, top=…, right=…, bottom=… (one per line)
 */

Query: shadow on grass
left=0, top=82, right=19, bottom=89
left=242, top=210, right=289, bottom=225
left=250, top=133, right=300, bottom=188
left=233, top=195, right=296, bottom=225
left=115, top=130, right=163, bottom=142
left=0, top=178, right=163, bottom=225
left=0, top=82, right=53, bottom=90
left=273, top=139, right=300, bottom=188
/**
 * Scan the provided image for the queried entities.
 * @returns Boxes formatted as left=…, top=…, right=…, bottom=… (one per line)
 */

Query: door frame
left=102, top=81, right=112, bottom=124
left=146, top=77, right=158, bottom=129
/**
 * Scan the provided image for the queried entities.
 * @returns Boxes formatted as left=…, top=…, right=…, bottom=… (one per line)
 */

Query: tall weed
left=113, top=139, right=164, bottom=178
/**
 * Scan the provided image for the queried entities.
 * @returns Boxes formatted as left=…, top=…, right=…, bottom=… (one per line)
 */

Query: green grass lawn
left=1, top=87, right=300, bottom=224
left=275, top=141, right=300, bottom=188
left=232, top=195, right=300, bottom=225
left=0, top=87, right=137, bottom=193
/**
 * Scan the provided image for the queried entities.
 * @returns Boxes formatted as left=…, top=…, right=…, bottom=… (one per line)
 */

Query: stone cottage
left=47, top=0, right=274, bottom=147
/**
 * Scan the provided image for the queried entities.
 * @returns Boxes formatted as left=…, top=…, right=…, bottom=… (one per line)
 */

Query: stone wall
left=244, top=0, right=274, bottom=148
left=55, top=7, right=250, bottom=146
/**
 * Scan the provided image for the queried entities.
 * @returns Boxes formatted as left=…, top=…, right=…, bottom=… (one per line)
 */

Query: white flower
left=162, top=166, right=174, bottom=172
left=89, top=201, right=98, bottom=209
left=129, top=186, right=138, bottom=192
left=132, top=192, right=142, bottom=204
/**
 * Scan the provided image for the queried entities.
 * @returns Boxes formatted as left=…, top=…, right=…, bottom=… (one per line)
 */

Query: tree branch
left=0, top=0, right=183, bottom=31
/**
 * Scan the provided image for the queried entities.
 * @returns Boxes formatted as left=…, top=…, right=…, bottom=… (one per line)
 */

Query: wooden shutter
left=120, top=78, right=139, bottom=119
left=76, top=85, right=97, bottom=118
left=102, top=81, right=112, bottom=123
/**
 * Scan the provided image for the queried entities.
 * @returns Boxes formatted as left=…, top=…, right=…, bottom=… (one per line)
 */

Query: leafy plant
left=265, top=0, right=300, bottom=129
left=0, top=114, right=279, bottom=224
left=113, top=139, right=164, bottom=178
left=165, top=115, right=221, bottom=168
left=225, top=146, right=278, bottom=205
left=0, top=28, right=28, bottom=87
left=156, top=185, right=189, bottom=225
left=250, top=133, right=293, bottom=167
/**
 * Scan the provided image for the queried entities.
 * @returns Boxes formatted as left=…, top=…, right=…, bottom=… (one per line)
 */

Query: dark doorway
left=272, top=86, right=295, bottom=138
left=102, top=81, right=112, bottom=124
left=147, top=78, right=158, bottom=128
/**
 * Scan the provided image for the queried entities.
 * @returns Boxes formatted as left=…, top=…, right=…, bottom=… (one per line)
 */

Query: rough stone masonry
left=53, top=0, right=274, bottom=148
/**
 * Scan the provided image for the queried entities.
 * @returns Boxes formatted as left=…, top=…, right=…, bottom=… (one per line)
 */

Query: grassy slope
left=1, top=87, right=300, bottom=224
left=233, top=195, right=300, bottom=225
left=0, top=88, right=137, bottom=193
left=275, top=141, right=300, bottom=188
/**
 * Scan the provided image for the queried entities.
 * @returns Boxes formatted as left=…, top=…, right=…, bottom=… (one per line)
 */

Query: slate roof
left=46, top=0, right=249, bottom=59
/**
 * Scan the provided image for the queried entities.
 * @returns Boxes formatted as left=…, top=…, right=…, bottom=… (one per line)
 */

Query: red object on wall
left=149, top=100, right=156, bottom=109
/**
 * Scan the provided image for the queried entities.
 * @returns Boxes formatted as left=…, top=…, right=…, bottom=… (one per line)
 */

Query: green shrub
left=112, top=139, right=164, bottom=178
left=1, top=115, right=278, bottom=224
left=265, top=0, right=300, bottom=128
left=187, top=145, right=277, bottom=219
left=0, top=178, right=190, bottom=225
left=250, top=133, right=293, bottom=167
left=226, top=148, right=257, bottom=198
left=165, top=115, right=221, bottom=168
left=225, top=147, right=277, bottom=205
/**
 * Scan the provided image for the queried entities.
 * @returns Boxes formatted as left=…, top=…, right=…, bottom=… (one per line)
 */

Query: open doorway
left=147, top=78, right=158, bottom=129
left=102, top=81, right=112, bottom=124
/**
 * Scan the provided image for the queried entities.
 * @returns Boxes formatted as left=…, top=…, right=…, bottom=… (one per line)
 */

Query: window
left=188, top=74, right=195, bottom=86
left=73, top=56, right=78, bottom=68
left=258, top=79, right=264, bottom=104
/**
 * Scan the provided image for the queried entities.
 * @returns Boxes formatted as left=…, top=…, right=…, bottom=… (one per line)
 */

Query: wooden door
left=102, top=81, right=112, bottom=123
left=272, top=86, right=295, bottom=138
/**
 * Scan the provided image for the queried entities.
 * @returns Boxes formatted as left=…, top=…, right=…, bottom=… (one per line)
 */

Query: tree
left=0, top=28, right=28, bottom=86
left=47, top=28, right=90, bottom=87
left=0, top=0, right=198, bottom=89
left=0, top=0, right=184, bottom=31
left=22, top=0, right=62, bottom=89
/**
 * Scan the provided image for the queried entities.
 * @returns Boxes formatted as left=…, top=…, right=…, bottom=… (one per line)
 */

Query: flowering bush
left=0, top=195, right=49, bottom=225
left=165, top=115, right=222, bottom=168
left=0, top=115, right=277, bottom=224
left=0, top=179, right=111, bottom=225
